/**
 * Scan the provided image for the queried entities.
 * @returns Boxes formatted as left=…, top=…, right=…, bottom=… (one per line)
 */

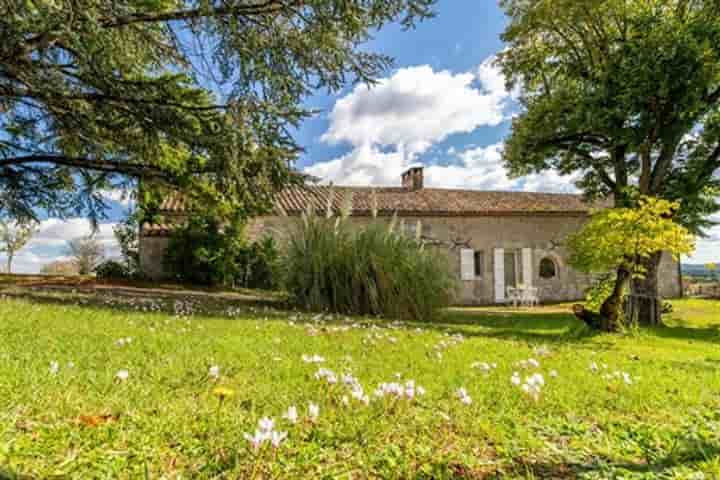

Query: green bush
left=284, top=212, right=457, bottom=321
left=95, top=260, right=133, bottom=280
left=164, top=217, right=279, bottom=289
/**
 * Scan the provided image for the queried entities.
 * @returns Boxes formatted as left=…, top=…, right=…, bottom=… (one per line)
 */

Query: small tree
left=113, top=213, right=140, bottom=274
left=66, top=236, right=105, bottom=275
left=0, top=219, right=38, bottom=273
left=568, top=197, right=694, bottom=332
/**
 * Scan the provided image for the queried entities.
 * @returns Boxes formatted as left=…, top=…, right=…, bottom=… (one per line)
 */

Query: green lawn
left=0, top=294, right=719, bottom=479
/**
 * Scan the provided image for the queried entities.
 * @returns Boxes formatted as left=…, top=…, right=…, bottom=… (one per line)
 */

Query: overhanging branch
left=101, top=1, right=295, bottom=28
left=0, top=155, right=170, bottom=179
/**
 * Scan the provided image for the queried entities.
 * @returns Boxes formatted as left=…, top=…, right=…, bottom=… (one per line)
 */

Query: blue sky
left=3, top=1, right=719, bottom=272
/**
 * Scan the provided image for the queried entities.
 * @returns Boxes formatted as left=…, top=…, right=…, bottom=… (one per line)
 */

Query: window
left=539, top=257, right=557, bottom=279
left=460, top=249, right=483, bottom=280
left=474, top=251, right=484, bottom=277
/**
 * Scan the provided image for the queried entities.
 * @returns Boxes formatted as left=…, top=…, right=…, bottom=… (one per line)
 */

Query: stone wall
left=139, top=213, right=682, bottom=304
left=138, top=236, right=172, bottom=281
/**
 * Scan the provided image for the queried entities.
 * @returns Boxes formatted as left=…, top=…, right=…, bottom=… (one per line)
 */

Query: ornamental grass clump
left=284, top=191, right=456, bottom=321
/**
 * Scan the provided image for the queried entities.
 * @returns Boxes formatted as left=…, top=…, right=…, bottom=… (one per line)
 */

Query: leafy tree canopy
left=567, top=196, right=694, bottom=330
left=499, top=0, right=720, bottom=234
left=0, top=0, right=435, bottom=224
left=568, top=197, right=695, bottom=279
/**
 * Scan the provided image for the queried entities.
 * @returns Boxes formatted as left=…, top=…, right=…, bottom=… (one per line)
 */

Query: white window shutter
left=460, top=249, right=475, bottom=281
left=494, top=248, right=505, bottom=302
left=522, top=248, right=533, bottom=287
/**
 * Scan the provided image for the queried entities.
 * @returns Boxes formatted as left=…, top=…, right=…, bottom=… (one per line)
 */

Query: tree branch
left=101, top=1, right=294, bottom=28
left=0, top=155, right=170, bottom=179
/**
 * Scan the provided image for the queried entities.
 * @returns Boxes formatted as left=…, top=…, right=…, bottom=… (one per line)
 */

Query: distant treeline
left=683, top=263, right=720, bottom=278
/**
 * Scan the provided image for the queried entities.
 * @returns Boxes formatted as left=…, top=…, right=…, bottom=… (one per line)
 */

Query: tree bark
left=631, top=252, right=663, bottom=326
left=598, top=266, right=631, bottom=332
left=6, top=253, right=12, bottom=274
left=574, top=266, right=631, bottom=332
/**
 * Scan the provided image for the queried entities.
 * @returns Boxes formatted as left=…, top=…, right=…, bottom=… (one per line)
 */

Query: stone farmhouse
left=140, top=167, right=682, bottom=305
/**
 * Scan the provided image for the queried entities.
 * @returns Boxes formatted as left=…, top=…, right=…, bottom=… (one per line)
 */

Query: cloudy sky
left=3, top=1, right=719, bottom=272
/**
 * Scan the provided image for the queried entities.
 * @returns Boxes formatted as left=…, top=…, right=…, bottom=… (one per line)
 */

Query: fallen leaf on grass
left=78, top=414, right=119, bottom=427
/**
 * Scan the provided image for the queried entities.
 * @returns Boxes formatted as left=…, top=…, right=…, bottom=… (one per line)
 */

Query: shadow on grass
left=425, top=308, right=604, bottom=345
left=506, top=437, right=720, bottom=479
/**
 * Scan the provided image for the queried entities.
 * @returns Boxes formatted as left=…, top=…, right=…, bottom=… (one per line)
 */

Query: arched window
left=539, top=257, right=557, bottom=279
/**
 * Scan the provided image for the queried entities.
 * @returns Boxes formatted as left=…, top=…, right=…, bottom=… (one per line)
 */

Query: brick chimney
left=401, top=166, right=424, bottom=191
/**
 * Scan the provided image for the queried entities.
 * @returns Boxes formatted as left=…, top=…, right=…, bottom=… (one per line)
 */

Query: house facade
left=140, top=167, right=682, bottom=305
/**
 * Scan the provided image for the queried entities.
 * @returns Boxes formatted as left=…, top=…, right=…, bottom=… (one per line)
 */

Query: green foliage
left=164, top=217, right=279, bottom=289
left=284, top=211, right=456, bottom=321
left=113, top=211, right=140, bottom=275
left=499, top=0, right=720, bottom=232
left=0, top=1, right=434, bottom=224
left=568, top=197, right=695, bottom=279
left=94, top=260, right=133, bottom=280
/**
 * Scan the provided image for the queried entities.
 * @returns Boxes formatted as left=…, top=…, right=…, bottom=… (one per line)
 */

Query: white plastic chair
left=521, top=287, right=539, bottom=307
left=506, top=286, right=520, bottom=307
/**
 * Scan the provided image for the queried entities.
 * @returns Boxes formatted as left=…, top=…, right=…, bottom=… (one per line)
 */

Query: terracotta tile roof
left=162, top=185, right=597, bottom=216
left=142, top=185, right=599, bottom=236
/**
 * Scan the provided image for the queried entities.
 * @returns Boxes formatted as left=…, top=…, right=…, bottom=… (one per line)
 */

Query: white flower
left=341, top=395, right=350, bottom=406
left=302, top=354, right=325, bottom=364
left=282, top=406, right=298, bottom=424
left=521, top=383, right=541, bottom=401
left=208, top=365, right=220, bottom=379
left=621, top=372, right=633, bottom=385
left=518, top=373, right=545, bottom=401
left=67, top=361, right=75, bottom=369
left=49, top=361, right=59, bottom=375
left=314, top=367, right=338, bottom=384
left=549, top=370, right=558, bottom=378
left=342, top=374, right=359, bottom=386
left=115, top=369, right=129, bottom=381
left=308, top=402, right=320, bottom=421
left=589, top=362, right=599, bottom=372
left=471, top=361, right=495, bottom=372
left=528, top=358, right=540, bottom=368
left=456, top=387, right=472, bottom=405
left=533, top=345, right=551, bottom=356
left=511, top=372, right=521, bottom=386
left=258, top=417, right=275, bottom=433
left=270, top=430, right=287, bottom=448
left=244, top=430, right=269, bottom=451
left=527, top=373, right=545, bottom=387
left=350, top=385, right=370, bottom=404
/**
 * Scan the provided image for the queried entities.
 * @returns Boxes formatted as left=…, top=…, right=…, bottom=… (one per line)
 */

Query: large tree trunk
left=630, top=252, right=663, bottom=326
left=575, top=266, right=630, bottom=332
left=599, top=266, right=631, bottom=332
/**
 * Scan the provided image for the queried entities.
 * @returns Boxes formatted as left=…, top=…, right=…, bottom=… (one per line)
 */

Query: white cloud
left=1, top=218, right=120, bottom=274
left=305, top=57, right=568, bottom=191
left=305, top=144, right=408, bottom=186
left=320, top=59, right=510, bottom=156
left=425, top=144, right=579, bottom=192
left=99, top=188, right=134, bottom=207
